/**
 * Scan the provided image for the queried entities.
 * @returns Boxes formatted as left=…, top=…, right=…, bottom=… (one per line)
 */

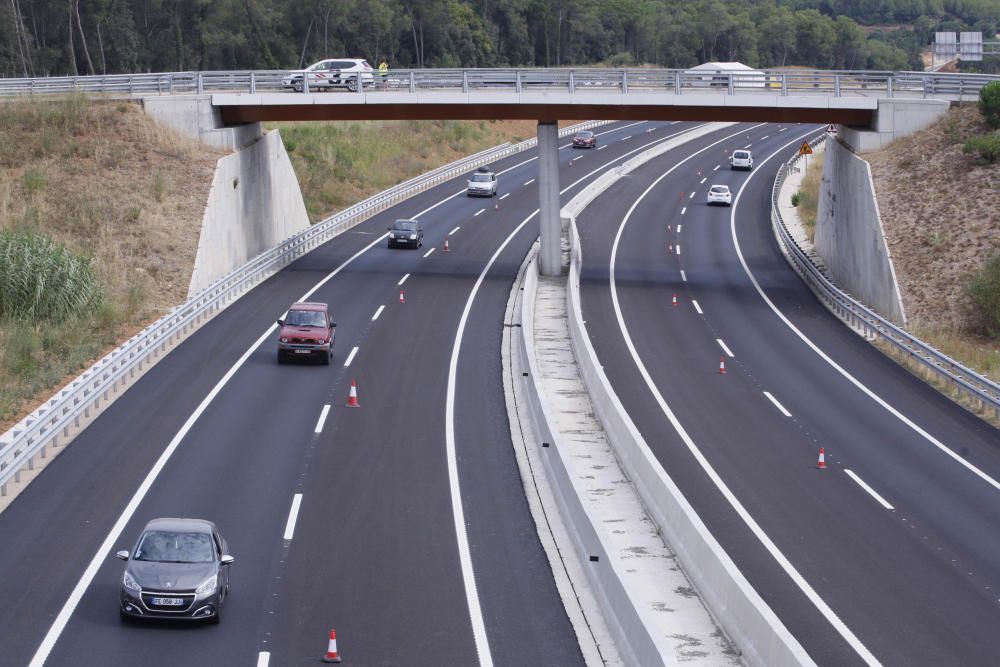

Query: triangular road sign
left=826, top=124, right=837, bottom=133
left=798, top=141, right=814, bottom=156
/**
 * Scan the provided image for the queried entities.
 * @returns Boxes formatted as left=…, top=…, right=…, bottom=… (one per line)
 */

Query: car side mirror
left=387, top=227, right=392, bottom=231
left=116, top=550, right=129, bottom=561
left=331, top=322, right=337, bottom=328
left=277, top=319, right=284, bottom=326
left=220, top=555, right=235, bottom=566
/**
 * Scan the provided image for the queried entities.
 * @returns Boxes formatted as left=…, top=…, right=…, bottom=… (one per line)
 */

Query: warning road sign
left=798, top=141, right=814, bottom=156
left=826, top=124, right=837, bottom=134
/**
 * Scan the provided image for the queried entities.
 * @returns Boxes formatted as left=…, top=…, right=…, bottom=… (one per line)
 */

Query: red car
left=572, top=131, right=597, bottom=148
left=276, top=302, right=336, bottom=365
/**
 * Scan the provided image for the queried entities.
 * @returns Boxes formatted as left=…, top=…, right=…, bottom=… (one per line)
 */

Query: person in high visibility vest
left=378, top=58, right=388, bottom=89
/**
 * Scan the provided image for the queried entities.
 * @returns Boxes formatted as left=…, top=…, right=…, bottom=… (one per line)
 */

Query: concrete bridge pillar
left=537, top=120, right=562, bottom=276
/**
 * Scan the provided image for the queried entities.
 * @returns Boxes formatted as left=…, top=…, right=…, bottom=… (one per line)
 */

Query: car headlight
left=315, top=338, right=325, bottom=345
left=123, top=570, right=141, bottom=592
left=280, top=337, right=289, bottom=343
left=409, top=234, right=417, bottom=240
left=195, top=575, right=217, bottom=596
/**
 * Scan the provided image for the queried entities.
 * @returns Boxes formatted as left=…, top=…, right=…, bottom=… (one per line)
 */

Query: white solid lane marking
left=372, top=305, right=385, bottom=321
left=692, top=300, right=703, bottom=314
left=845, top=470, right=895, bottom=510
left=608, top=123, right=875, bottom=665
left=597, top=145, right=607, bottom=150
left=257, top=652, right=270, bottom=667
left=716, top=338, right=734, bottom=357
left=397, top=273, right=410, bottom=286
left=713, top=164, right=720, bottom=171
left=343, top=346, right=359, bottom=367
left=524, top=178, right=535, bottom=186
left=729, top=134, right=1000, bottom=496
left=474, top=208, right=485, bottom=217
left=700, top=177, right=707, bottom=184
left=677, top=224, right=682, bottom=233
left=680, top=270, right=687, bottom=282
left=763, top=392, right=791, bottom=417
left=283, top=494, right=303, bottom=540
left=499, top=193, right=510, bottom=200
left=688, top=191, right=695, bottom=199
left=449, top=226, right=461, bottom=236
left=314, top=404, right=331, bottom=433
left=424, top=247, right=436, bottom=258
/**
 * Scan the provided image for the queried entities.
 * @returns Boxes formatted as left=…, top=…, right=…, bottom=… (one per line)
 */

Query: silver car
left=117, top=518, right=234, bottom=623
left=466, top=167, right=498, bottom=197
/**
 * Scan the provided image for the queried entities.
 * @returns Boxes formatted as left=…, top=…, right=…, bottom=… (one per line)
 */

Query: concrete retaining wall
left=188, top=130, right=309, bottom=296
left=143, top=95, right=261, bottom=151
left=838, top=97, right=948, bottom=153
left=815, top=137, right=906, bottom=325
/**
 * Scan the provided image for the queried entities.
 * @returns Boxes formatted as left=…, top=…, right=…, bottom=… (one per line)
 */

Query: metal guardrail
left=0, top=119, right=610, bottom=496
left=771, top=137, right=1000, bottom=419
left=0, top=68, right=997, bottom=100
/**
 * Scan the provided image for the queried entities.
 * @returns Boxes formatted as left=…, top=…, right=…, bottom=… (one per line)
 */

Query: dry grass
left=0, top=96, right=220, bottom=431
left=795, top=153, right=824, bottom=242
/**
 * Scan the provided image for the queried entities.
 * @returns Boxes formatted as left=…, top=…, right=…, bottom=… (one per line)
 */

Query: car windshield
left=134, top=531, right=215, bottom=563
left=393, top=221, right=418, bottom=231
left=710, top=186, right=729, bottom=193
left=471, top=174, right=493, bottom=182
left=576, top=132, right=593, bottom=139
left=285, top=310, right=326, bottom=327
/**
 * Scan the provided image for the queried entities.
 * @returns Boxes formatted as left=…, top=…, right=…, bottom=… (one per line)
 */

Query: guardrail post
left=303, top=72, right=309, bottom=94
left=516, top=71, right=522, bottom=94
left=727, top=72, right=734, bottom=95
left=674, top=70, right=681, bottom=95
left=356, top=72, right=363, bottom=94
left=621, top=70, right=628, bottom=94
left=462, top=70, right=469, bottom=93
left=168, top=74, right=173, bottom=94
left=249, top=71, right=256, bottom=94
left=781, top=73, right=787, bottom=96
left=834, top=74, right=841, bottom=97
left=196, top=71, right=204, bottom=95
left=887, top=76, right=893, bottom=98
left=409, top=70, right=415, bottom=93
left=568, top=70, right=575, bottom=94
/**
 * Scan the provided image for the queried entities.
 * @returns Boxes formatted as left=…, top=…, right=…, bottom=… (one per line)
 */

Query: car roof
left=393, top=218, right=419, bottom=225
left=711, top=184, right=730, bottom=190
left=289, top=301, right=328, bottom=311
left=142, top=518, right=216, bottom=534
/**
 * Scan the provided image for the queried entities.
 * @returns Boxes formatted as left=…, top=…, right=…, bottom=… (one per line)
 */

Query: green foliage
left=0, top=231, right=103, bottom=321
left=967, top=252, right=1000, bottom=339
left=979, top=81, right=1000, bottom=129
left=791, top=192, right=801, bottom=206
left=963, top=132, right=1000, bottom=163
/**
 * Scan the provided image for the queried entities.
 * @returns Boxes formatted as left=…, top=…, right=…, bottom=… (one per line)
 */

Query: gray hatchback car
left=117, top=518, right=234, bottom=623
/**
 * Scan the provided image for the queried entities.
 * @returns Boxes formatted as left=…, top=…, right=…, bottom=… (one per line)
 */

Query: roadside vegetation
left=269, top=119, right=539, bottom=222
left=792, top=153, right=823, bottom=242
left=0, top=96, right=219, bottom=431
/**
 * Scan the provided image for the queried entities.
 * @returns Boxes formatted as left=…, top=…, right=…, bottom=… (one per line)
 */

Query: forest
left=1, top=0, right=998, bottom=78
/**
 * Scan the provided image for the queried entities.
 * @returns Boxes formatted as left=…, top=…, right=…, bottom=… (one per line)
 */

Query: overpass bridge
left=6, top=67, right=993, bottom=275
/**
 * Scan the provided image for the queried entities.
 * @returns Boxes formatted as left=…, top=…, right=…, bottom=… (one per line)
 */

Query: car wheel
left=320, top=349, right=331, bottom=365
left=347, top=79, right=358, bottom=92
left=293, top=80, right=303, bottom=93
left=277, top=350, right=285, bottom=364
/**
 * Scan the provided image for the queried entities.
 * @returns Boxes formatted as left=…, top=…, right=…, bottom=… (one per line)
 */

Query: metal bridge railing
left=0, top=119, right=610, bottom=497
left=1, top=68, right=997, bottom=100
left=770, top=137, right=1000, bottom=420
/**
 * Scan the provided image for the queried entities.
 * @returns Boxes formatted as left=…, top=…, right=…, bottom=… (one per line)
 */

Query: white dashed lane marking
left=845, top=470, right=895, bottom=510
left=499, top=193, right=510, bottom=200
left=688, top=192, right=695, bottom=199
left=283, top=494, right=303, bottom=540
left=449, top=226, right=460, bottom=236
left=523, top=178, right=535, bottom=186
left=680, top=270, right=687, bottom=282
left=716, top=338, right=734, bottom=357
left=424, top=247, right=436, bottom=258
left=397, top=273, right=410, bottom=286
left=371, top=305, right=385, bottom=321
left=343, top=346, right=359, bottom=367
left=257, top=653, right=270, bottom=667
left=681, top=207, right=687, bottom=215
left=597, top=145, right=607, bottom=151
left=474, top=209, right=485, bottom=217
left=314, top=405, right=331, bottom=433
left=700, top=177, right=707, bottom=184
left=713, top=165, right=720, bottom=171
left=763, top=392, right=791, bottom=417
left=692, top=300, right=703, bottom=314
left=677, top=224, right=682, bottom=233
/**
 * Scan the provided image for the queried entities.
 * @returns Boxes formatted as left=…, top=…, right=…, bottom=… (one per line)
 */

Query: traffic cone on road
left=718, top=357, right=727, bottom=374
left=495, top=200, right=500, bottom=211
left=399, top=289, right=405, bottom=304
left=672, top=293, right=678, bottom=307
left=322, top=629, right=343, bottom=662
left=817, top=447, right=827, bottom=469
left=443, top=239, right=450, bottom=252
left=346, top=379, right=360, bottom=408
left=668, top=243, right=673, bottom=254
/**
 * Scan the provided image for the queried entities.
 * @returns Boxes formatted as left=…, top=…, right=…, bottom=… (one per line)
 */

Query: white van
left=730, top=150, right=753, bottom=171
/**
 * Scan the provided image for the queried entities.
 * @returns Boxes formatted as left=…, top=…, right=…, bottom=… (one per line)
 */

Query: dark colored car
left=117, top=518, right=234, bottom=623
left=572, top=131, right=597, bottom=148
left=277, top=302, right=336, bottom=364
left=388, top=218, right=423, bottom=248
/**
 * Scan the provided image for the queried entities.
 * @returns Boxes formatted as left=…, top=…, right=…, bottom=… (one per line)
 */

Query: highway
left=0, top=119, right=704, bottom=667
left=575, top=124, right=1000, bottom=665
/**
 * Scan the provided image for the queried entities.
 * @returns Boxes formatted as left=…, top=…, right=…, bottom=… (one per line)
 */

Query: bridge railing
left=1, top=68, right=997, bottom=100
left=771, top=137, right=1000, bottom=420
left=0, top=119, right=610, bottom=498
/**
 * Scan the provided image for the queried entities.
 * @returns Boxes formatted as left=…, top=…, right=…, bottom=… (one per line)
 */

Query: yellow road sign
left=798, top=141, right=814, bottom=156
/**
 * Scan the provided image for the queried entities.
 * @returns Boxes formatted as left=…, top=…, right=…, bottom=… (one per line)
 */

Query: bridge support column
left=537, top=120, right=562, bottom=276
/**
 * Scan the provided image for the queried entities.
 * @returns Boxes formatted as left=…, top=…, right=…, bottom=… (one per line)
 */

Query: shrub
left=980, top=81, right=1000, bottom=129
left=0, top=231, right=103, bottom=320
left=963, top=132, right=1000, bottom=164
left=791, top=192, right=801, bottom=206
left=967, top=252, right=1000, bottom=339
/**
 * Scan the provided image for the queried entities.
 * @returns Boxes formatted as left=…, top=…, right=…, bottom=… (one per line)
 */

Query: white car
left=730, top=149, right=753, bottom=171
left=281, top=58, right=374, bottom=92
left=466, top=167, right=498, bottom=197
left=707, top=184, right=732, bottom=206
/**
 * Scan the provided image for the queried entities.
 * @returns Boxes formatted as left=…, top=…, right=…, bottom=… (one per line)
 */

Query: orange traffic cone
left=668, top=243, right=673, bottom=254
left=672, top=293, right=678, bottom=307
left=443, top=239, right=450, bottom=252
left=495, top=200, right=500, bottom=210
left=322, top=629, right=343, bottom=663
left=346, top=379, right=360, bottom=408
left=817, top=447, right=827, bottom=469
left=718, top=357, right=727, bottom=374
left=399, top=289, right=405, bottom=304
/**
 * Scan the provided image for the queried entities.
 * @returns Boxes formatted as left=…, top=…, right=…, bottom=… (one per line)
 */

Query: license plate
left=295, top=349, right=311, bottom=354
left=152, top=597, right=184, bottom=606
